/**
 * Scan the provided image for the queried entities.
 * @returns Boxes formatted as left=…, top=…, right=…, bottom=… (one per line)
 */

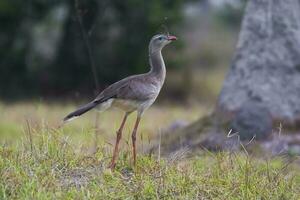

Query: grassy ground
left=0, top=102, right=205, bottom=145
left=0, top=102, right=300, bottom=199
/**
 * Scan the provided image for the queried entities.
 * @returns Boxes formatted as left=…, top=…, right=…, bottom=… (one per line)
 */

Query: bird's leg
left=109, top=113, right=128, bottom=169
left=131, top=115, right=141, bottom=166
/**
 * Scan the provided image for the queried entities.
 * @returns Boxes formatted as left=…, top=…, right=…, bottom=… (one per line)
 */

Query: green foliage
left=214, top=1, right=246, bottom=29
left=0, top=0, right=184, bottom=99
left=0, top=127, right=299, bottom=199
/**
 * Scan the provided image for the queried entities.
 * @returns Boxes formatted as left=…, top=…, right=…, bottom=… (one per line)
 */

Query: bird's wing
left=93, top=78, right=129, bottom=103
left=116, top=78, right=158, bottom=101
left=93, top=74, right=157, bottom=103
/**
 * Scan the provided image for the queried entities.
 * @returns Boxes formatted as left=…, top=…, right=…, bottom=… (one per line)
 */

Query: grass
left=0, top=102, right=300, bottom=199
left=0, top=102, right=204, bottom=145
left=1, top=128, right=299, bottom=199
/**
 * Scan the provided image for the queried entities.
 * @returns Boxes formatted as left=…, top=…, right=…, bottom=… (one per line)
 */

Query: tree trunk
left=158, top=0, right=300, bottom=154
left=217, top=0, right=300, bottom=139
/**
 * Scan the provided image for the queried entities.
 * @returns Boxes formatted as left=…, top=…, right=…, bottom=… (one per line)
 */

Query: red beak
left=167, top=35, right=177, bottom=41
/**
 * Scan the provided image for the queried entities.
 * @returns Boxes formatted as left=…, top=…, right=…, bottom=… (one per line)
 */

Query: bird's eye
left=159, top=37, right=163, bottom=41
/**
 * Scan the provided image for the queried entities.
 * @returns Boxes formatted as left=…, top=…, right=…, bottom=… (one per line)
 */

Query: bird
left=63, top=34, right=177, bottom=168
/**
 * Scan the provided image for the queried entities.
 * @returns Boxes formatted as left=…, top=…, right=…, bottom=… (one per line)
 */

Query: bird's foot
left=108, top=162, right=116, bottom=170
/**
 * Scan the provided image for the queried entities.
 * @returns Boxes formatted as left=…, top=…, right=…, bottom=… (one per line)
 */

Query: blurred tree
left=214, top=0, right=246, bottom=29
left=217, top=0, right=300, bottom=139
left=0, top=0, right=184, bottom=99
left=158, top=0, right=300, bottom=154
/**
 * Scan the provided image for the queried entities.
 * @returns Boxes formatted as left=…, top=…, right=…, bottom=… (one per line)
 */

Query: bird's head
left=149, top=34, right=177, bottom=54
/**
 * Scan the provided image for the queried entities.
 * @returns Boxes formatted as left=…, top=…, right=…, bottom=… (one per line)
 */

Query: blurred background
left=0, top=0, right=245, bottom=102
left=0, top=0, right=245, bottom=144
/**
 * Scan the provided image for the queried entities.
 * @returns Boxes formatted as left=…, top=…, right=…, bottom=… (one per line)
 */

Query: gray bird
left=63, top=34, right=177, bottom=168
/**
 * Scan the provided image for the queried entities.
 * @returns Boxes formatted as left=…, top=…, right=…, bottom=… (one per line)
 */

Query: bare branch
left=74, top=0, right=99, bottom=91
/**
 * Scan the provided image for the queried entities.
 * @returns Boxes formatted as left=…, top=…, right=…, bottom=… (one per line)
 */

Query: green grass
left=0, top=102, right=300, bottom=199
left=1, top=126, right=299, bottom=199
left=0, top=102, right=203, bottom=145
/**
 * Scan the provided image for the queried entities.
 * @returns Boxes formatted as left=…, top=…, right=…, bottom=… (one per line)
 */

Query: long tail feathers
left=63, top=102, right=97, bottom=123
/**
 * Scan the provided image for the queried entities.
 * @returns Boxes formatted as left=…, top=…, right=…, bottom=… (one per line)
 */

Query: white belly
left=96, top=96, right=158, bottom=114
left=112, top=99, right=141, bottom=112
left=113, top=97, right=157, bottom=114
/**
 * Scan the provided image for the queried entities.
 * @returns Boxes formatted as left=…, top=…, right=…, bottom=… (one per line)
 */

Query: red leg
left=109, top=113, right=128, bottom=169
left=131, top=116, right=141, bottom=166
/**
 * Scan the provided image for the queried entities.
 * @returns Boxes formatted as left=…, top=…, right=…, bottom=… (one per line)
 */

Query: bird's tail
left=63, top=102, right=97, bottom=123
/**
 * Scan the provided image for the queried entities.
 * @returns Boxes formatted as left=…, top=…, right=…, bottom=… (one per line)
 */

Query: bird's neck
left=149, top=50, right=166, bottom=83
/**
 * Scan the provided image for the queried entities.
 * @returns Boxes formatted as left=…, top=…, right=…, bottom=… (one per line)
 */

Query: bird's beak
left=167, top=35, right=177, bottom=41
